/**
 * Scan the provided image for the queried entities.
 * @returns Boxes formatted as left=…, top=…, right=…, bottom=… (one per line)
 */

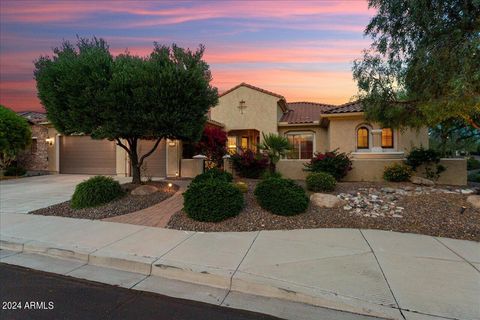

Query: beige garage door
left=60, top=136, right=116, bottom=174
left=138, top=139, right=166, bottom=178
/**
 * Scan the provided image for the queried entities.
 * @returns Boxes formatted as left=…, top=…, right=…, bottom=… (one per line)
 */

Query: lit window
left=286, top=133, right=314, bottom=159
left=227, top=136, right=237, bottom=154
left=381, top=128, right=393, bottom=148
left=241, top=136, right=248, bottom=149
left=357, top=127, right=369, bottom=149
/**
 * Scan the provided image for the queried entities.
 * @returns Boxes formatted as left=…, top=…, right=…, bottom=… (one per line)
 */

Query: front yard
left=167, top=180, right=480, bottom=241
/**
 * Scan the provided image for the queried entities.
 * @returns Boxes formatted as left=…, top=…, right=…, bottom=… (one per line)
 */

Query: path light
left=168, top=183, right=173, bottom=188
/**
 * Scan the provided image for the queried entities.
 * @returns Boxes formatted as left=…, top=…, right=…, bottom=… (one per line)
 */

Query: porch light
left=168, top=140, right=176, bottom=147
left=45, top=137, right=54, bottom=146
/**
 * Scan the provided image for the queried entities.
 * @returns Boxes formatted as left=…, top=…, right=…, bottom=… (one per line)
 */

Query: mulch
left=29, top=181, right=179, bottom=220
left=167, top=180, right=480, bottom=241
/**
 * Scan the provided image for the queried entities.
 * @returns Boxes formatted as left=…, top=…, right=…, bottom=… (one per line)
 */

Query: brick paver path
left=103, top=180, right=189, bottom=228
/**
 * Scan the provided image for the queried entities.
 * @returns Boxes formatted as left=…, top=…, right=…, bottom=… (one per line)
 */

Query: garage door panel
left=60, top=136, right=116, bottom=175
left=138, top=139, right=166, bottom=178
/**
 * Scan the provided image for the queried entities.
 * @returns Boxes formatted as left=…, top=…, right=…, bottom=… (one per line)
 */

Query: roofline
left=278, top=121, right=320, bottom=127
left=219, top=82, right=286, bottom=100
left=321, top=112, right=365, bottom=118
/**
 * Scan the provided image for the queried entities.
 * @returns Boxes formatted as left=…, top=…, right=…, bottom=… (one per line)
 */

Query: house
left=16, top=111, right=50, bottom=173
left=42, top=83, right=465, bottom=184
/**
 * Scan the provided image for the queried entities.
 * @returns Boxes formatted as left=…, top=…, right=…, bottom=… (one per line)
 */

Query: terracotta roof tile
left=219, top=82, right=285, bottom=100
left=280, top=102, right=335, bottom=124
left=324, top=101, right=364, bottom=114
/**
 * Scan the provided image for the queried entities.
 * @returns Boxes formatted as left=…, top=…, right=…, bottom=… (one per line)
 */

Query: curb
left=0, top=237, right=401, bottom=320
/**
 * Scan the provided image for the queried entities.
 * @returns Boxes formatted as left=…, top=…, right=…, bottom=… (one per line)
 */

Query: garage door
left=138, top=139, right=166, bottom=178
left=60, top=136, right=116, bottom=174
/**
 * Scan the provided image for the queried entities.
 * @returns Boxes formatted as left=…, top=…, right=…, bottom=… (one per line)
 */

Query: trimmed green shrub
left=254, top=178, right=309, bottom=216
left=191, top=168, right=233, bottom=185
left=383, top=163, right=413, bottom=182
left=230, top=149, right=269, bottom=179
left=71, top=176, right=125, bottom=209
left=468, top=172, right=480, bottom=183
left=306, top=172, right=336, bottom=192
left=184, top=180, right=244, bottom=222
left=406, top=147, right=445, bottom=180
left=303, top=149, right=352, bottom=180
left=233, top=181, right=248, bottom=193
left=467, top=157, right=480, bottom=170
left=3, top=166, right=26, bottom=176
left=260, top=171, right=282, bottom=180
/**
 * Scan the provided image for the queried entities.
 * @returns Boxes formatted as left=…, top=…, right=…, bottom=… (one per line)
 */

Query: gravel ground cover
left=167, top=180, right=480, bottom=241
left=30, top=181, right=178, bottom=219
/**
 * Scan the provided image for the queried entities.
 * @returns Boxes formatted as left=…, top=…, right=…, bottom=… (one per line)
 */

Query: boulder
left=131, top=185, right=158, bottom=196
left=410, top=176, right=435, bottom=186
left=467, top=195, right=480, bottom=209
left=310, top=193, right=346, bottom=208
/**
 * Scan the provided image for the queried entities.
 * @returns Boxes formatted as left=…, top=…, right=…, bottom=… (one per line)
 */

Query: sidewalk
left=1, top=213, right=479, bottom=320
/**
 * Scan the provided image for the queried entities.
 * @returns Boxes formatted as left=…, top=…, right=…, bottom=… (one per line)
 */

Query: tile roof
left=280, top=102, right=336, bottom=124
left=17, top=111, right=48, bottom=124
left=324, top=101, right=364, bottom=114
left=219, top=82, right=285, bottom=100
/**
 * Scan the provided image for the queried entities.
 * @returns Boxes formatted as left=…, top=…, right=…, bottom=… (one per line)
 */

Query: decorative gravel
left=29, top=181, right=178, bottom=219
left=167, top=180, right=480, bottom=241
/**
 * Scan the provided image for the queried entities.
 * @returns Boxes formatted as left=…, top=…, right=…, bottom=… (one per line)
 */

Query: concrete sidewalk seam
left=359, top=229, right=406, bottom=320
left=433, top=237, right=480, bottom=274
left=64, top=262, right=89, bottom=275
left=150, top=231, right=197, bottom=274
left=220, top=230, right=260, bottom=306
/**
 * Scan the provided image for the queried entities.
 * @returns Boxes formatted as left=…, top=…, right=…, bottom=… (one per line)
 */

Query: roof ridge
left=287, top=101, right=336, bottom=107
left=219, top=82, right=285, bottom=99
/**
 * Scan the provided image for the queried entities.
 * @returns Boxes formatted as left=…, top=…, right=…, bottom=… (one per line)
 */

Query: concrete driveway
left=0, top=174, right=131, bottom=214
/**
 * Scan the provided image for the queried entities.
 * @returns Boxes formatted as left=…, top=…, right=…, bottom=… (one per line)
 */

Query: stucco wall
left=210, top=86, right=282, bottom=138
left=396, top=127, right=429, bottom=152
left=180, top=159, right=204, bottom=178
left=47, top=127, right=58, bottom=173
left=277, top=160, right=309, bottom=180
left=278, top=125, right=329, bottom=154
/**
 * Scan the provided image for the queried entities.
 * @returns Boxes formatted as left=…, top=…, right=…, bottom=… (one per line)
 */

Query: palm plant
left=257, top=133, right=292, bottom=173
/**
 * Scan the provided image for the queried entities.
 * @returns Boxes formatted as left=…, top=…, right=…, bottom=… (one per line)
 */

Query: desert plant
left=71, top=176, right=125, bottom=209
left=3, top=166, right=27, bottom=177
left=257, top=133, right=292, bottom=173
left=467, top=157, right=480, bottom=171
left=183, top=180, right=244, bottom=222
left=260, top=171, right=283, bottom=180
left=303, top=149, right=352, bottom=180
left=230, top=149, right=269, bottom=179
left=233, top=181, right=248, bottom=193
left=383, top=163, right=413, bottom=182
left=254, top=178, right=309, bottom=216
left=406, top=147, right=445, bottom=180
left=468, top=172, right=480, bottom=183
left=306, top=172, right=336, bottom=192
left=191, top=167, right=233, bottom=185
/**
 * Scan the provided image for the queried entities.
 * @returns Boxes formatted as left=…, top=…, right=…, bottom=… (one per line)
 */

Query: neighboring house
left=43, top=83, right=465, bottom=184
left=16, top=111, right=50, bottom=173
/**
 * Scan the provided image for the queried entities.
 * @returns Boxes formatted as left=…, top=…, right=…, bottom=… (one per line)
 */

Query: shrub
left=233, top=181, right=248, bottom=193
left=383, top=163, right=413, bottom=182
left=3, top=166, right=26, bottom=176
left=260, top=171, right=282, bottom=180
left=468, top=172, right=480, bottom=183
left=467, top=157, right=480, bottom=170
left=191, top=168, right=233, bottom=185
left=303, top=149, right=352, bottom=180
left=183, top=180, right=244, bottom=222
left=306, top=172, right=336, bottom=192
left=254, top=178, right=309, bottom=216
left=71, top=176, right=125, bottom=209
left=194, top=126, right=228, bottom=168
left=230, top=149, right=269, bottom=179
left=406, top=147, right=445, bottom=180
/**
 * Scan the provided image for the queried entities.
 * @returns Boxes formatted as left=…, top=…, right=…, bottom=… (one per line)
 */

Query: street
left=0, top=263, right=279, bottom=320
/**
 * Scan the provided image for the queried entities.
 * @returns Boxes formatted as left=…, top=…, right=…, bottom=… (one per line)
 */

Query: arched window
left=382, top=128, right=394, bottom=148
left=357, top=127, right=369, bottom=149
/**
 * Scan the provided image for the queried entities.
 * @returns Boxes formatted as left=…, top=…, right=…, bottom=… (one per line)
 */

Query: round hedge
left=254, top=178, right=309, bottom=216
left=183, top=180, right=244, bottom=222
left=71, top=176, right=125, bottom=209
left=306, top=172, right=336, bottom=192
left=383, top=163, right=412, bottom=182
left=191, top=168, right=233, bottom=185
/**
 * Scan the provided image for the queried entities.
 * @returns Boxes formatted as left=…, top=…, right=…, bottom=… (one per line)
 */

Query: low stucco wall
left=276, top=158, right=467, bottom=185
left=180, top=159, right=204, bottom=178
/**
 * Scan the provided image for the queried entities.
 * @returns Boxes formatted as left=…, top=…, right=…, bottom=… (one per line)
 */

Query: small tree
left=195, top=126, right=227, bottom=168
left=35, top=37, right=218, bottom=183
left=257, top=133, right=292, bottom=173
left=0, top=105, right=31, bottom=169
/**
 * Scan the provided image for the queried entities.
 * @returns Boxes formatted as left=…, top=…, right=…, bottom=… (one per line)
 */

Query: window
left=31, top=138, right=38, bottom=154
left=241, top=136, right=248, bottom=149
left=286, top=133, right=314, bottom=159
left=381, top=128, right=393, bottom=148
left=357, top=127, right=369, bottom=149
left=227, top=136, right=237, bottom=154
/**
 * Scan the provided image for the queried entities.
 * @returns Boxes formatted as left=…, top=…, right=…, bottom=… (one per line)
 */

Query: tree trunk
left=269, top=161, right=276, bottom=174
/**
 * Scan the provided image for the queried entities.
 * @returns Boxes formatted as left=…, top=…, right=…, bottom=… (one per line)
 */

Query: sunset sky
left=0, top=0, right=375, bottom=112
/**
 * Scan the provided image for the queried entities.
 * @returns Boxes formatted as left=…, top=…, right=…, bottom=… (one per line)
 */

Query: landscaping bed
left=167, top=180, right=480, bottom=241
left=30, top=181, right=178, bottom=219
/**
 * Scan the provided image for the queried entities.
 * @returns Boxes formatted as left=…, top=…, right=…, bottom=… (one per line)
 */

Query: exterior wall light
left=45, top=137, right=54, bottom=146
left=168, top=140, right=176, bottom=147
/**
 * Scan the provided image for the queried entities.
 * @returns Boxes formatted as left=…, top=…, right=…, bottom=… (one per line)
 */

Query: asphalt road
left=0, top=263, right=280, bottom=320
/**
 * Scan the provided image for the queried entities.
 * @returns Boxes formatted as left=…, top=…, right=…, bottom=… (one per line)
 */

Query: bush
left=254, top=178, right=309, bottom=216
left=303, top=149, right=352, bottom=180
left=306, top=172, right=336, bottom=192
left=260, top=171, right=282, bottom=180
left=191, top=168, right=233, bottom=185
left=383, top=163, right=413, bottom=182
left=467, top=157, right=480, bottom=170
left=3, top=166, right=26, bottom=176
left=468, top=172, right=480, bottom=183
left=183, top=180, right=244, bottom=222
left=71, top=176, right=125, bottom=209
left=233, top=181, right=248, bottom=193
left=406, top=147, right=445, bottom=180
left=230, top=149, right=269, bottom=179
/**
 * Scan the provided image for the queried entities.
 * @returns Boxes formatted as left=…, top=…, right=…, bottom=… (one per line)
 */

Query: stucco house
left=40, top=83, right=465, bottom=184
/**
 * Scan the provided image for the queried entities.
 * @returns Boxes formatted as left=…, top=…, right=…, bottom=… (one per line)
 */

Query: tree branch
left=466, top=117, right=480, bottom=130
left=138, top=138, right=163, bottom=167
left=115, top=138, right=131, bottom=156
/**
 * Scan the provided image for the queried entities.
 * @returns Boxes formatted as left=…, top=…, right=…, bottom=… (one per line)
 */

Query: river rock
left=131, top=185, right=158, bottom=196
left=310, top=193, right=346, bottom=208
left=410, top=176, right=435, bottom=186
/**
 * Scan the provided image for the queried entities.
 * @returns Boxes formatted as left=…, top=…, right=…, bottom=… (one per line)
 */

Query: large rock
left=410, top=176, right=435, bottom=186
left=310, top=193, right=346, bottom=208
left=131, top=185, right=158, bottom=196
left=467, top=195, right=480, bottom=209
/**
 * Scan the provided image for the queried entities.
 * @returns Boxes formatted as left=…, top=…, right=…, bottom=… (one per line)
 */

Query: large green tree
left=35, top=37, right=218, bottom=183
left=0, top=105, right=31, bottom=169
left=353, top=0, right=480, bottom=130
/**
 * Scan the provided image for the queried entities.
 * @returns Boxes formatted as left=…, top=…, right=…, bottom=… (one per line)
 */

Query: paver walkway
left=102, top=180, right=189, bottom=227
